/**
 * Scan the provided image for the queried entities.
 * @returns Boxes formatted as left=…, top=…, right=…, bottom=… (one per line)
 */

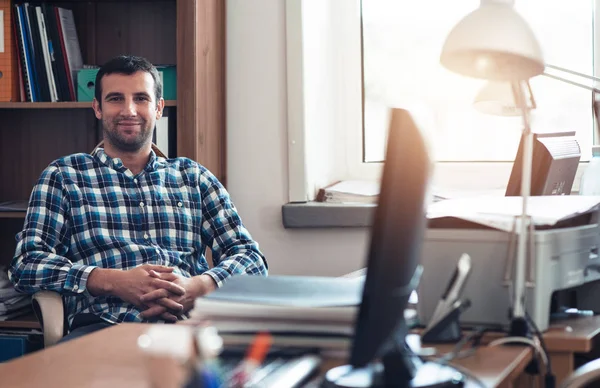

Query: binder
left=0, top=0, right=19, bottom=101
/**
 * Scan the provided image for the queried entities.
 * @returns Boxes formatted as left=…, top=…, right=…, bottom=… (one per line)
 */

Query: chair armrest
left=32, top=291, right=65, bottom=347
left=560, top=358, right=600, bottom=388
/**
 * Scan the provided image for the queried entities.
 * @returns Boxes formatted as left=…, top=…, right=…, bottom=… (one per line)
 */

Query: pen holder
left=137, top=325, right=195, bottom=388
left=421, top=299, right=471, bottom=344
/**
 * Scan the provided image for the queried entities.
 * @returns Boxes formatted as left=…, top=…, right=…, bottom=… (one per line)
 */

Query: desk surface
left=0, top=323, right=532, bottom=388
left=544, top=315, right=600, bottom=353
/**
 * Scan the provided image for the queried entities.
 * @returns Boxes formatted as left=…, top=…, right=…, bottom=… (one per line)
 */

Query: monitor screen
left=505, top=130, right=581, bottom=196
left=349, top=108, right=431, bottom=367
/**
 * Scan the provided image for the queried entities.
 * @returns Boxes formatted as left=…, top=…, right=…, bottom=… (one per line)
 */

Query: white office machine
left=418, top=196, right=600, bottom=332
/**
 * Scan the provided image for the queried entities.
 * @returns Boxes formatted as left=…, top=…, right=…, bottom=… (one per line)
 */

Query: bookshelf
left=0, top=100, right=177, bottom=109
left=0, top=0, right=225, bottom=329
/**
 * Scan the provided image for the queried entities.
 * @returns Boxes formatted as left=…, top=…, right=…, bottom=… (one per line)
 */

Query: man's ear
left=92, top=98, right=102, bottom=120
left=156, top=97, right=165, bottom=119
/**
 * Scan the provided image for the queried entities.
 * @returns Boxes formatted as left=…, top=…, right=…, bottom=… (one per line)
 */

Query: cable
left=525, top=312, right=552, bottom=374
left=526, top=312, right=555, bottom=388
left=488, top=336, right=548, bottom=369
left=437, top=326, right=489, bottom=363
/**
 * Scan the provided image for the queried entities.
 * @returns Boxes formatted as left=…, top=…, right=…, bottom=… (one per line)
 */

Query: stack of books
left=189, top=275, right=365, bottom=352
left=11, top=3, right=83, bottom=102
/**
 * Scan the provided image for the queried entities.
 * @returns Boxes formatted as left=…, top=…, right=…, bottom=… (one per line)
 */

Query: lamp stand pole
left=509, top=80, right=533, bottom=337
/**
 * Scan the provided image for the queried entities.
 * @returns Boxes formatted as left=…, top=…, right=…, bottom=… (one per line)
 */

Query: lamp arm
left=546, top=64, right=600, bottom=83
left=543, top=64, right=600, bottom=147
left=542, top=72, right=600, bottom=94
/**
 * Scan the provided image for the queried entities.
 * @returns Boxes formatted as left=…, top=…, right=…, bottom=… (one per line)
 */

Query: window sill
left=282, top=202, right=375, bottom=228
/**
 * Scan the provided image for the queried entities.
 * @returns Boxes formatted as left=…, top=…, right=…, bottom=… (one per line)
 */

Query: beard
left=102, top=117, right=154, bottom=153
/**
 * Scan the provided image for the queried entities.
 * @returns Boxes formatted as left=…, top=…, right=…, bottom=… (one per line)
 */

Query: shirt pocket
left=150, top=197, right=199, bottom=248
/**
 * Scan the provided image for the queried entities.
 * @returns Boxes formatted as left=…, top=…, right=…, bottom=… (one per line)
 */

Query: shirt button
left=140, top=202, right=145, bottom=208
left=73, top=285, right=79, bottom=291
left=114, top=158, right=121, bottom=164
left=144, top=233, right=149, bottom=239
left=134, top=178, right=138, bottom=183
left=177, top=202, right=183, bottom=207
left=155, top=249, right=160, bottom=254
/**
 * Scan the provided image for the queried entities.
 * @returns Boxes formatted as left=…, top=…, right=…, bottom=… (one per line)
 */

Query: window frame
left=286, top=0, right=600, bottom=204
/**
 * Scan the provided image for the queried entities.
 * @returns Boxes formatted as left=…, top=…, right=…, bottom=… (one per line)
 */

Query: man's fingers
left=149, top=270, right=178, bottom=281
left=145, top=265, right=174, bottom=273
left=161, top=312, right=179, bottom=322
left=152, top=278, right=186, bottom=296
left=155, top=297, right=184, bottom=313
left=140, top=304, right=167, bottom=319
left=140, top=289, right=170, bottom=303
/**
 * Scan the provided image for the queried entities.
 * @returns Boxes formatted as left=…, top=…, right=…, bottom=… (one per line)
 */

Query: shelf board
left=0, top=213, right=25, bottom=219
left=0, top=100, right=176, bottom=109
left=0, top=313, right=41, bottom=330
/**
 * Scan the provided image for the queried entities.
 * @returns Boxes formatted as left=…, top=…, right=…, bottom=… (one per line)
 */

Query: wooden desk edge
left=496, top=347, right=533, bottom=387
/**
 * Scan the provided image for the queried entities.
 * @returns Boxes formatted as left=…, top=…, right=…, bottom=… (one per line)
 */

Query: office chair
left=560, top=358, right=600, bottom=388
left=31, top=142, right=167, bottom=347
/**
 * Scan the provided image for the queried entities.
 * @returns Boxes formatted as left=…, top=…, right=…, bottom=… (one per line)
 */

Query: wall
left=226, top=0, right=369, bottom=276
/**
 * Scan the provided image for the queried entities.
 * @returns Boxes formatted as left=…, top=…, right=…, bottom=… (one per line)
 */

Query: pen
left=229, top=332, right=273, bottom=388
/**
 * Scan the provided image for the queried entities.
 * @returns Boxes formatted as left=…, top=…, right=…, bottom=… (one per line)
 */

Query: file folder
left=0, top=0, right=19, bottom=101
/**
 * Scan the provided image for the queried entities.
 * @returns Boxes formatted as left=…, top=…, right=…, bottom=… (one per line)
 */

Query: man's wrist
left=87, top=268, right=119, bottom=296
left=192, top=274, right=217, bottom=298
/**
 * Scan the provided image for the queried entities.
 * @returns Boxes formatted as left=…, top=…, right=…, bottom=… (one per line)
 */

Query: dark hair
left=94, top=55, right=162, bottom=106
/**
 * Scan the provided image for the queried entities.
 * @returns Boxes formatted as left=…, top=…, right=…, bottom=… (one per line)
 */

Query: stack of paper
left=427, top=195, right=600, bottom=232
left=189, top=275, right=364, bottom=349
left=316, top=181, right=379, bottom=204
left=0, top=268, right=31, bottom=320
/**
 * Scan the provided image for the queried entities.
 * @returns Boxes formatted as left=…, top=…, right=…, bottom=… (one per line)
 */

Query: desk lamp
left=440, top=0, right=543, bottom=338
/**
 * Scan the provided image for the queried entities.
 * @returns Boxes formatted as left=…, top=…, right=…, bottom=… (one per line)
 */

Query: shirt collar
left=92, top=148, right=166, bottom=174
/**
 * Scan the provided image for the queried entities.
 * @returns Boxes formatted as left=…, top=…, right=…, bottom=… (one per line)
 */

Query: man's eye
left=108, top=97, right=123, bottom=102
left=135, top=96, right=150, bottom=101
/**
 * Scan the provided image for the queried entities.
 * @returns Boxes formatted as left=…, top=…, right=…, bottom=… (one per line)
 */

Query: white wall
left=226, top=0, right=369, bottom=276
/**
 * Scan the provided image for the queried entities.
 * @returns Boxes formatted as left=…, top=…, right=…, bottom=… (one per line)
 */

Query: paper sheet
left=325, top=180, right=380, bottom=197
left=427, top=195, right=600, bottom=232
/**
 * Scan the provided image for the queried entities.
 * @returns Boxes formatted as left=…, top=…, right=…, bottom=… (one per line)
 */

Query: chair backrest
left=92, top=140, right=167, bottom=158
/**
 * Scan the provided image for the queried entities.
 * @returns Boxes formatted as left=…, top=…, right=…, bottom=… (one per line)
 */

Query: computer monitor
left=505, top=130, right=581, bottom=196
left=323, top=109, right=464, bottom=388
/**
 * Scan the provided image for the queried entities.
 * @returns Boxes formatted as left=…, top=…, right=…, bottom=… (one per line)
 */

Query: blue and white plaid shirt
left=9, top=148, right=267, bottom=326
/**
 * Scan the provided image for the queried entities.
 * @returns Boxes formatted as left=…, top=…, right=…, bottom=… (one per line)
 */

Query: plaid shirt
left=9, top=148, right=267, bottom=326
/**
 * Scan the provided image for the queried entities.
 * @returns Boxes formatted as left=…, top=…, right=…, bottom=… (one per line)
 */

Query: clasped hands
left=111, top=264, right=211, bottom=322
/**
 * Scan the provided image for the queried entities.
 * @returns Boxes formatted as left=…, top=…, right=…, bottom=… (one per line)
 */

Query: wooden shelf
left=0, top=313, right=41, bottom=330
left=0, top=213, right=25, bottom=219
left=0, top=100, right=176, bottom=109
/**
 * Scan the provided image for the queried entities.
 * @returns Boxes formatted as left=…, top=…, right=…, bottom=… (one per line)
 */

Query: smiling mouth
left=117, top=122, right=142, bottom=126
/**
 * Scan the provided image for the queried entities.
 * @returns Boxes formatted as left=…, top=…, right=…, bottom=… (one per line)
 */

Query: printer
left=417, top=196, right=600, bottom=332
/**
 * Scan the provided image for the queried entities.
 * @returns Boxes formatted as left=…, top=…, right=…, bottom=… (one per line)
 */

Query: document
left=427, top=195, right=600, bottom=232
left=190, top=275, right=363, bottom=336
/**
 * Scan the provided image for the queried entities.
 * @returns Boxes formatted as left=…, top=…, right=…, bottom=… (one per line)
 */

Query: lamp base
left=508, top=316, right=531, bottom=338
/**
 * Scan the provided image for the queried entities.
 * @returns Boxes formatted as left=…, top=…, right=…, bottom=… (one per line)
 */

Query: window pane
left=362, top=0, right=594, bottom=162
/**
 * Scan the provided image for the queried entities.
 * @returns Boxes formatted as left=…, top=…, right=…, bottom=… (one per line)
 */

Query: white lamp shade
left=473, top=81, right=522, bottom=116
left=440, top=2, right=544, bottom=81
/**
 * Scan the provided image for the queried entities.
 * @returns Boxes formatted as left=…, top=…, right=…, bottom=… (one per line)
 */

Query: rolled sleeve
left=63, top=264, right=97, bottom=296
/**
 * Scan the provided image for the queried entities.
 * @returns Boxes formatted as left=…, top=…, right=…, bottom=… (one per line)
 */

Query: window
left=286, top=0, right=597, bottom=202
left=363, top=0, right=594, bottom=163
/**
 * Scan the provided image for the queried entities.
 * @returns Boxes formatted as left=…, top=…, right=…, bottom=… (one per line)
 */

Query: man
left=9, top=55, right=267, bottom=342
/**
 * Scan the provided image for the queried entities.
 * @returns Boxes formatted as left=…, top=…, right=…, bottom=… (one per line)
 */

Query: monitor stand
left=322, top=342, right=465, bottom=388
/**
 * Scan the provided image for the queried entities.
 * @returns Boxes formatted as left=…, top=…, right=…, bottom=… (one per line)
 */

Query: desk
left=0, top=323, right=532, bottom=388
left=540, top=315, right=600, bottom=385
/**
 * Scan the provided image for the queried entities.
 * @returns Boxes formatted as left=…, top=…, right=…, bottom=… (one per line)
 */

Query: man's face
left=92, top=71, right=164, bottom=153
